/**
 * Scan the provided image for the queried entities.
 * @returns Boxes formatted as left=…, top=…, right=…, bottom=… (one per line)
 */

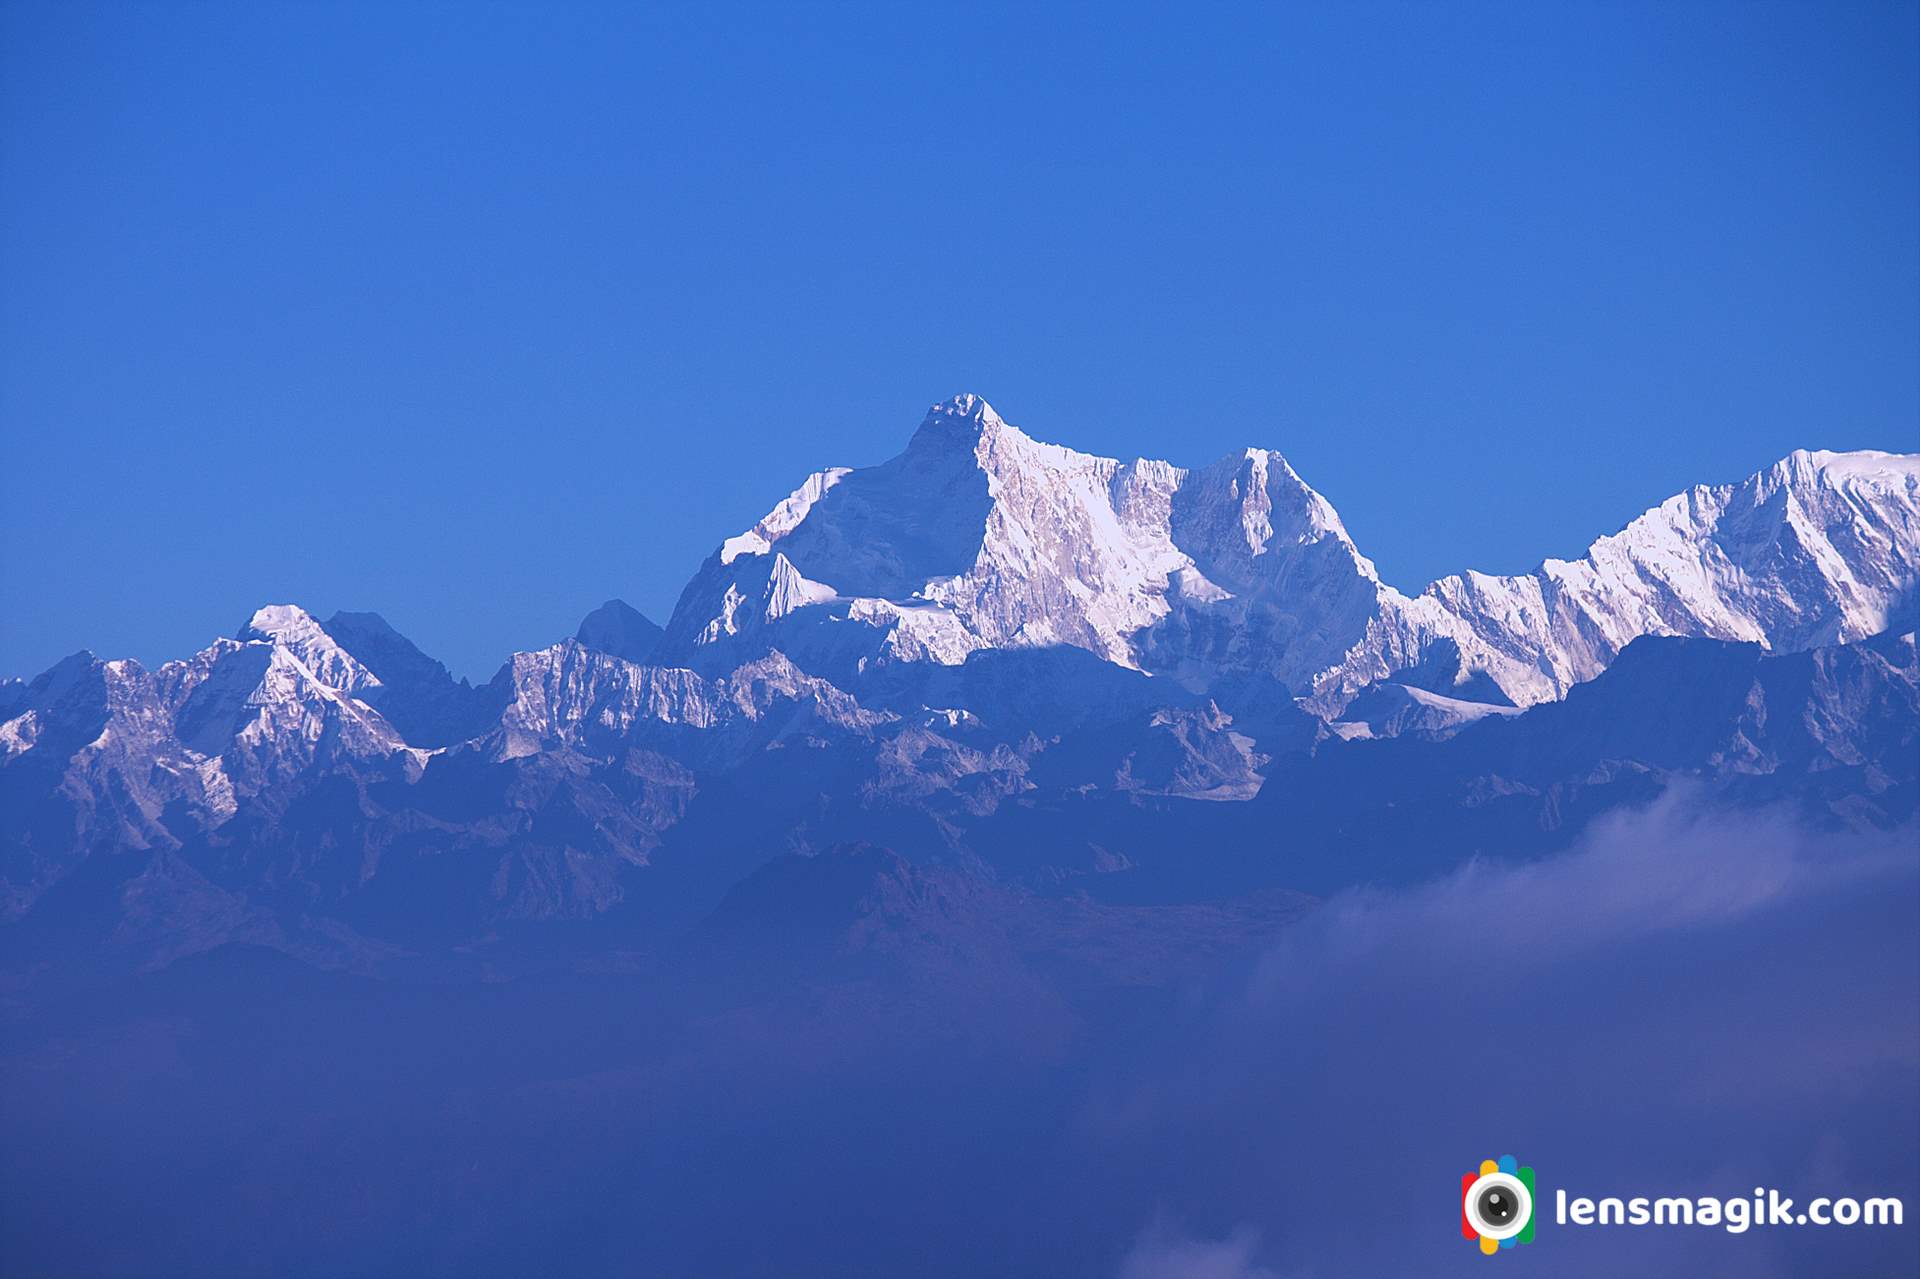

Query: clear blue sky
left=3, top=1, right=1916, bottom=681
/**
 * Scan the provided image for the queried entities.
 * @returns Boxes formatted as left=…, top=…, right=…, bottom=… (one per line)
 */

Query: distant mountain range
left=664, top=395, right=1917, bottom=704
left=3, top=396, right=1915, bottom=967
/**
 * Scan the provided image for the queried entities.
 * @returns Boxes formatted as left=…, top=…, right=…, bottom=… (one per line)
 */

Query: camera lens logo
left=1462, top=1156, right=1535, bottom=1255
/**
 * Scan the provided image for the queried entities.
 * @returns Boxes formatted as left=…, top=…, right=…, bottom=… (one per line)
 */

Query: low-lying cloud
left=1117, top=1218, right=1277, bottom=1279
left=4, top=792, right=1913, bottom=1278
left=1089, top=791, right=1920, bottom=1277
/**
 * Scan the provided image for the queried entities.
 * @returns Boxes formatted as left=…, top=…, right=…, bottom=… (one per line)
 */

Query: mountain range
left=3, top=395, right=1915, bottom=968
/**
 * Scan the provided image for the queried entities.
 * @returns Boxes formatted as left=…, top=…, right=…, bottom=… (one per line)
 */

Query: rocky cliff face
left=661, top=395, right=1919, bottom=711
left=2, top=395, right=1914, bottom=948
left=1341, top=447, right=1920, bottom=711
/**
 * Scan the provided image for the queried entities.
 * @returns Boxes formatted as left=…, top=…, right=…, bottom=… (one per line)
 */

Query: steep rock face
left=238, top=604, right=501, bottom=747
left=240, top=604, right=382, bottom=696
left=659, top=395, right=1397, bottom=689
left=0, top=613, right=418, bottom=920
left=1142, top=448, right=1392, bottom=693
left=494, top=641, right=894, bottom=768
left=3, top=396, right=1915, bottom=948
left=1108, top=704, right=1270, bottom=801
left=0, top=654, right=190, bottom=919
left=1, top=627, right=409, bottom=822
left=318, top=610, right=503, bottom=746
left=661, top=397, right=1919, bottom=712
left=165, top=637, right=409, bottom=794
left=1328, top=449, right=1920, bottom=711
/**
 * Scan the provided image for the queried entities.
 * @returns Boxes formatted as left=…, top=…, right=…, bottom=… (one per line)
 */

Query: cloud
left=1248, top=785, right=1888, bottom=1007
left=6, top=789, right=1912, bottom=1278
left=1118, top=1218, right=1277, bottom=1279
left=1076, top=791, right=1920, bottom=1278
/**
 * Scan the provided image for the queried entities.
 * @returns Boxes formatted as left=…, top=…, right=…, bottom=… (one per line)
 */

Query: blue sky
left=3, top=1, right=1916, bottom=681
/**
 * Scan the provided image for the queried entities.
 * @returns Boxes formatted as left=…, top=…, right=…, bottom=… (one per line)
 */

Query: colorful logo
left=1462, top=1156, right=1536, bottom=1254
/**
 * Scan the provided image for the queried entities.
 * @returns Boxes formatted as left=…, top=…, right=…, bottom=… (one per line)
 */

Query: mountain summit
left=1, top=394, right=1914, bottom=945
left=661, top=396, right=1920, bottom=709
left=659, top=394, right=1390, bottom=690
left=575, top=600, right=664, bottom=664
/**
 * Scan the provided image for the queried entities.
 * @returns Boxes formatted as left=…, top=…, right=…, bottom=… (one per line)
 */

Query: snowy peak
left=659, top=397, right=1918, bottom=715
left=3, top=406, right=1915, bottom=937
left=1339, top=445, right=1920, bottom=712
left=170, top=637, right=403, bottom=765
left=907, top=393, right=1019, bottom=456
left=0, top=652, right=120, bottom=763
left=185, top=606, right=472, bottom=768
left=243, top=603, right=319, bottom=637
left=1172, top=446, right=1380, bottom=585
left=8, top=403, right=1911, bottom=802
left=1575, top=446, right=1917, bottom=640
left=240, top=604, right=382, bottom=695
left=1776, top=447, right=1920, bottom=484
left=228, top=604, right=494, bottom=747
left=917, top=390, right=1004, bottom=430
left=0, top=624, right=411, bottom=852
left=660, top=396, right=1395, bottom=683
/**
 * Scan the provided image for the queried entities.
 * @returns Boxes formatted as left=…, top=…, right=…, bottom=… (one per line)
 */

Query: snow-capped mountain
left=0, top=611, right=419, bottom=919
left=494, top=641, right=892, bottom=767
left=663, top=395, right=1920, bottom=711
left=1, top=394, right=1914, bottom=947
left=1342, top=446, right=1920, bottom=711
left=658, top=394, right=1392, bottom=693
left=2, top=608, right=413, bottom=809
